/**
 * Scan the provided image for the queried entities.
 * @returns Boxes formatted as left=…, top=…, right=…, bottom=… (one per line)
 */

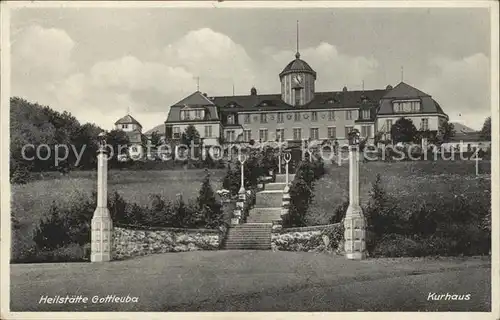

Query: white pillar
left=278, top=153, right=282, bottom=174
left=344, top=145, right=366, bottom=260
left=91, top=147, right=113, bottom=262
left=238, top=161, right=246, bottom=195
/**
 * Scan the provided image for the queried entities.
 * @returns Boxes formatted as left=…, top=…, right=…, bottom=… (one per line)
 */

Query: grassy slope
left=11, top=169, right=226, bottom=256
left=307, top=160, right=491, bottom=225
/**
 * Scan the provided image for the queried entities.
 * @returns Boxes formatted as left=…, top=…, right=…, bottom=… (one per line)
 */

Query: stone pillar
left=238, top=155, right=246, bottom=195
left=344, top=140, right=366, bottom=260
left=91, top=142, right=113, bottom=262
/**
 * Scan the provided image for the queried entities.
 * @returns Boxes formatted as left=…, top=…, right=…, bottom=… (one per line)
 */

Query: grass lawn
left=10, top=251, right=491, bottom=311
left=11, top=169, right=226, bottom=258
left=307, top=159, right=491, bottom=225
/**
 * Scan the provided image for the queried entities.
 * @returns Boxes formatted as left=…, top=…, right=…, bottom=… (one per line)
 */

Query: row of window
left=384, top=118, right=429, bottom=131
left=240, top=110, right=366, bottom=124
left=173, top=126, right=214, bottom=138
left=180, top=109, right=205, bottom=121
left=393, top=101, right=421, bottom=113
left=231, top=126, right=373, bottom=142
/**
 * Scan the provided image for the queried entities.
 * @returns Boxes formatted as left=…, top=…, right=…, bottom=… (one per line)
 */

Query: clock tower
left=279, top=22, right=316, bottom=106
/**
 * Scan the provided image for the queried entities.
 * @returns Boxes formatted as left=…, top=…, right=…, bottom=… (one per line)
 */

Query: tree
left=106, top=129, right=130, bottom=166
left=197, top=170, right=222, bottom=228
left=480, top=117, right=491, bottom=140
left=391, top=117, right=418, bottom=144
left=181, top=124, right=201, bottom=146
left=150, top=131, right=161, bottom=147
left=438, top=120, right=455, bottom=143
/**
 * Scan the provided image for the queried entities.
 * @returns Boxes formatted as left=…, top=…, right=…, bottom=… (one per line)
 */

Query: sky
left=9, top=5, right=492, bottom=131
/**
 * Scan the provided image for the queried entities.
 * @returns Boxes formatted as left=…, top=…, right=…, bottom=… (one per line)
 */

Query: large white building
left=144, top=49, right=450, bottom=147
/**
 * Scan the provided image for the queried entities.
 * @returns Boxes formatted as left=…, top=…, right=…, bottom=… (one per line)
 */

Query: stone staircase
left=224, top=174, right=295, bottom=250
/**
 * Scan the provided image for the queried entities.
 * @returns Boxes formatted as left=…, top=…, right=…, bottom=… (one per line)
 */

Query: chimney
left=342, top=86, right=348, bottom=92
left=203, top=92, right=208, bottom=97
left=250, top=87, right=257, bottom=96
left=386, top=85, right=393, bottom=90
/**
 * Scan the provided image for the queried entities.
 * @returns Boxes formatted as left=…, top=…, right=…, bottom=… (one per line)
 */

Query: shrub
left=33, top=202, right=71, bottom=250
left=371, top=234, right=421, bottom=257
left=320, top=224, right=344, bottom=251
left=283, top=178, right=313, bottom=227
left=197, top=170, right=223, bottom=228
left=329, top=199, right=349, bottom=224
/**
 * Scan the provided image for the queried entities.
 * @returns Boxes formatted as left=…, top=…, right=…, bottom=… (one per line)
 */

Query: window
left=195, top=109, right=203, bottom=119
left=204, top=126, right=212, bottom=138
left=260, top=113, right=267, bottom=123
left=293, top=128, right=302, bottom=140
left=227, top=115, right=235, bottom=125
left=226, top=130, right=235, bottom=142
left=122, top=124, right=128, bottom=129
left=244, top=114, right=251, bottom=124
left=294, top=112, right=301, bottom=122
left=385, top=119, right=393, bottom=132
left=259, top=129, right=268, bottom=142
left=421, top=118, right=429, bottom=131
left=173, top=127, right=181, bottom=139
left=362, top=110, right=370, bottom=119
left=277, top=113, right=284, bottom=123
left=345, top=126, right=353, bottom=138
left=361, top=125, right=372, bottom=138
left=328, top=110, right=335, bottom=121
left=346, top=110, right=353, bottom=120
left=295, top=92, right=301, bottom=106
left=393, top=100, right=421, bottom=113
left=327, top=127, right=336, bottom=139
left=311, top=111, right=318, bottom=122
left=183, top=111, right=191, bottom=120
left=276, top=129, right=285, bottom=142
left=243, top=130, right=252, bottom=142
left=310, top=128, right=319, bottom=140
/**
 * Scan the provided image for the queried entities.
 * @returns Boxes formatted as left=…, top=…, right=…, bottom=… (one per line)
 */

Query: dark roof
left=166, top=91, right=219, bottom=123
left=173, top=91, right=215, bottom=106
left=279, top=53, right=316, bottom=78
left=382, top=82, right=430, bottom=99
left=215, top=89, right=387, bottom=112
left=115, top=114, right=142, bottom=127
left=144, top=124, right=165, bottom=136
left=377, top=82, right=446, bottom=116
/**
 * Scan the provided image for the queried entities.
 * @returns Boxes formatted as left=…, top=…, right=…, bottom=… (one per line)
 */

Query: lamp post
left=344, top=128, right=366, bottom=260
left=238, top=153, right=247, bottom=195
left=91, top=132, right=113, bottom=262
left=283, top=152, right=291, bottom=187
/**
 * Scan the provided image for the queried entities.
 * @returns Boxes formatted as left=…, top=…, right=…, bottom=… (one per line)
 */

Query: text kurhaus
left=427, top=293, right=471, bottom=301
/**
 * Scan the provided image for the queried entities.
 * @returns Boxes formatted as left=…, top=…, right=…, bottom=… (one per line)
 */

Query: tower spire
left=295, top=20, right=300, bottom=59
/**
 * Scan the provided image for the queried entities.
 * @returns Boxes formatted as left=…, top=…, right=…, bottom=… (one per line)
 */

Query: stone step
left=255, top=192, right=283, bottom=208
left=275, top=174, right=295, bottom=183
left=264, top=182, right=287, bottom=191
left=247, top=208, right=282, bottom=223
left=224, top=223, right=272, bottom=250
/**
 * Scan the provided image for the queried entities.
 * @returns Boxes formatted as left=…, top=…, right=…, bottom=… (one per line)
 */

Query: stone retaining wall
left=271, top=223, right=344, bottom=253
left=112, top=226, right=220, bottom=260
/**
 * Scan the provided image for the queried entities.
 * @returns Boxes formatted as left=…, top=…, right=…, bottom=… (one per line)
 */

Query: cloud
left=265, top=42, right=379, bottom=91
left=12, top=25, right=75, bottom=82
left=421, top=53, right=490, bottom=129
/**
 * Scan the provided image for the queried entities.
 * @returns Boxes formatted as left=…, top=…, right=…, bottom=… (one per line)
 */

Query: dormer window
left=227, top=114, right=235, bottom=125
left=393, top=99, right=421, bottom=113
left=361, top=109, right=370, bottom=119
left=195, top=109, right=203, bottom=119
left=180, top=110, right=191, bottom=120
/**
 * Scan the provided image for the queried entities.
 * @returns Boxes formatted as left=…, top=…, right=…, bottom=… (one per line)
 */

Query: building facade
left=163, top=50, right=448, bottom=147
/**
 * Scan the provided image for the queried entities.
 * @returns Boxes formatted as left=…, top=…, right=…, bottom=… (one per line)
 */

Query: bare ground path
left=10, top=251, right=490, bottom=312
